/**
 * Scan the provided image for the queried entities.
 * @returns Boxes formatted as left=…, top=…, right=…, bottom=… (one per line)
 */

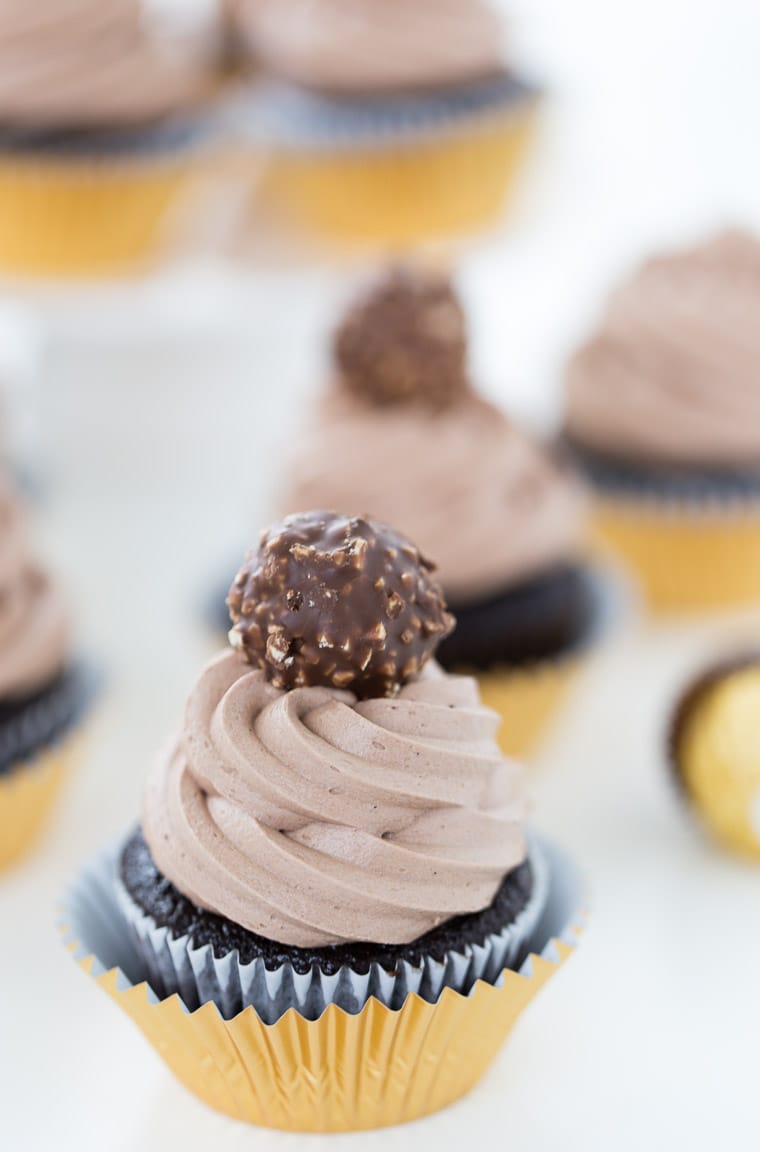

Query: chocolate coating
left=227, top=511, right=455, bottom=698
left=334, top=268, right=469, bottom=410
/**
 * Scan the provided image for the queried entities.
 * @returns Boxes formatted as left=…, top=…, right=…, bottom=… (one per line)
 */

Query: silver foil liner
left=110, top=835, right=550, bottom=1023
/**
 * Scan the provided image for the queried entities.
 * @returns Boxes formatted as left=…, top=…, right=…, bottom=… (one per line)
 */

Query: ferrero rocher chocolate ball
left=334, top=268, right=469, bottom=410
left=670, top=654, right=760, bottom=859
left=227, top=511, right=455, bottom=698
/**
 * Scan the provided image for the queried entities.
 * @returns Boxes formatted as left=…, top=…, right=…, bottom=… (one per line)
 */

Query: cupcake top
left=282, top=269, right=587, bottom=605
left=144, top=512, right=528, bottom=949
left=0, top=0, right=222, bottom=128
left=234, top=0, right=506, bottom=95
left=0, top=482, right=69, bottom=698
left=565, top=231, right=760, bottom=468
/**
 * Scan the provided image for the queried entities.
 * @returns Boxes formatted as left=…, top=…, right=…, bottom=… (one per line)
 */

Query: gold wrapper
left=63, top=837, right=582, bottom=1132
left=0, top=154, right=205, bottom=277
left=0, top=735, right=81, bottom=870
left=476, top=657, right=581, bottom=759
left=678, top=665, right=760, bottom=859
left=256, top=103, right=537, bottom=249
left=592, top=497, right=760, bottom=613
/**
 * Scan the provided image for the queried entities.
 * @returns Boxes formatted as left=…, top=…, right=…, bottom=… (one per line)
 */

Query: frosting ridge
left=143, top=648, right=527, bottom=947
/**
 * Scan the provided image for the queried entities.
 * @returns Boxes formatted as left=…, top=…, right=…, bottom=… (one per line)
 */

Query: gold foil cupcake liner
left=592, top=495, right=760, bottom=613
left=256, top=105, right=538, bottom=249
left=0, top=152, right=207, bottom=277
left=477, top=657, right=582, bottom=758
left=0, top=733, right=81, bottom=871
left=61, top=835, right=583, bottom=1132
left=471, top=564, right=626, bottom=759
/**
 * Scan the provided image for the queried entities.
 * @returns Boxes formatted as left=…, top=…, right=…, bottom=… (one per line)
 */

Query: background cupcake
left=231, top=0, right=539, bottom=248
left=0, top=480, right=92, bottom=869
left=279, top=270, right=608, bottom=756
left=564, top=230, right=760, bottom=613
left=64, top=511, right=581, bottom=1131
left=0, top=0, right=223, bottom=276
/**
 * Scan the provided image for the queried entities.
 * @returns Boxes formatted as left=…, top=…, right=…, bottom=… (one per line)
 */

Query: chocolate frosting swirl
left=282, top=393, right=587, bottom=604
left=235, top=0, right=506, bottom=93
left=0, top=483, right=69, bottom=698
left=565, top=231, right=760, bottom=466
left=143, top=648, right=527, bottom=948
left=0, top=0, right=220, bottom=127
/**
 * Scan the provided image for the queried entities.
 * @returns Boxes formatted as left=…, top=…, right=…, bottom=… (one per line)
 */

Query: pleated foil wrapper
left=61, top=833, right=584, bottom=1132
left=113, top=836, right=550, bottom=1023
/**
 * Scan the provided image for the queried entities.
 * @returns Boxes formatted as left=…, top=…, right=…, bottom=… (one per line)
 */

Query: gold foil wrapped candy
left=671, top=655, right=760, bottom=859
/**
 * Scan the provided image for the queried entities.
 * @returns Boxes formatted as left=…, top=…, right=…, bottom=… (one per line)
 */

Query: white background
left=2, top=0, right=760, bottom=1148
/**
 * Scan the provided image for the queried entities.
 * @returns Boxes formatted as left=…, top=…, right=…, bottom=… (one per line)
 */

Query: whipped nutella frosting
left=0, top=483, right=68, bottom=698
left=281, top=393, right=587, bottom=604
left=235, top=0, right=506, bottom=93
left=143, top=648, right=527, bottom=948
left=0, top=0, right=221, bottom=127
left=565, top=231, right=760, bottom=466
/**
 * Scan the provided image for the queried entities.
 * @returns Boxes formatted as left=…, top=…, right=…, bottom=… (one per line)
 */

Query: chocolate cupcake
left=563, top=230, right=760, bottom=613
left=670, top=652, right=760, bottom=859
left=64, top=510, right=582, bottom=1131
left=277, top=269, right=612, bottom=756
left=228, top=0, right=539, bottom=248
left=0, top=480, right=93, bottom=869
left=0, top=0, right=224, bottom=276
left=123, top=511, right=546, bottom=1007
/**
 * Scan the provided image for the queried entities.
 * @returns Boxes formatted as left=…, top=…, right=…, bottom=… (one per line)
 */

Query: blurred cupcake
left=232, top=0, right=539, bottom=248
left=564, top=230, right=760, bottom=613
left=63, top=511, right=582, bottom=1132
left=0, top=481, right=93, bottom=870
left=0, top=0, right=224, bottom=276
left=670, top=651, right=760, bottom=860
left=279, top=270, right=609, bottom=756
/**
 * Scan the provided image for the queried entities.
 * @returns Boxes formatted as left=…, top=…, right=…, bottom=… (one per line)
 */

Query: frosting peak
left=235, top=0, right=506, bottom=94
left=565, top=230, right=760, bottom=466
left=143, top=649, right=527, bottom=948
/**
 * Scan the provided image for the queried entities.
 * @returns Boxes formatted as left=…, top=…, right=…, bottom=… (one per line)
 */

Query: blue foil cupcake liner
left=227, top=72, right=540, bottom=152
left=112, top=835, right=550, bottom=1023
left=561, top=434, right=760, bottom=505
left=0, top=113, right=223, bottom=162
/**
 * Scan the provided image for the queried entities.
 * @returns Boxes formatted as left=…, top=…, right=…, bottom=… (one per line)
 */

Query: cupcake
left=564, top=230, right=760, bottom=613
left=278, top=270, right=609, bottom=756
left=0, top=0, right=223, bottom=276
left=0, top=480, right=93, bottom=869
left=231, top=0, right=539, bottom=248
left=63, top=511, right=583, bottom=1132
left=670, top=651, right=760, bottom=860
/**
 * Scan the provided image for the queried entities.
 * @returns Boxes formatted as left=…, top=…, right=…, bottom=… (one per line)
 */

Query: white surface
left=2, top=0, right=760, bottom=1148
